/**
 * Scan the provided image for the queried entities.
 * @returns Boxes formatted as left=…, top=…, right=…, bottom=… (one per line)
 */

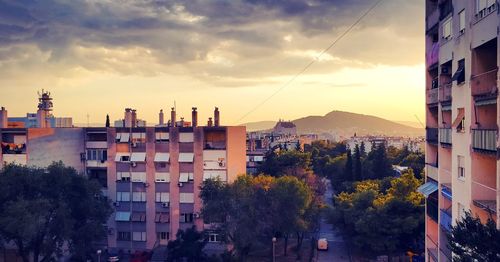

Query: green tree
left=105, top=114, right=110, bottom=127
left=447, top=211, right=500, bottom=261
left=344, top=149, right=353, bottom=182
left=399, top=153, right=425, bottom=179
left=167, top=226, right=208, bottom=262
left=0, top=163, right=112, bottom=262
left=353, top=145, right=362, bottom=181
left=330, top=171, right=424, bottom=257
left=368, top=143, right=393, bottom=179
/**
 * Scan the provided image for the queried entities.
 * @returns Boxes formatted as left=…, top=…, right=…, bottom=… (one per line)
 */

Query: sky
left=0, top=0, right=424, bottom=126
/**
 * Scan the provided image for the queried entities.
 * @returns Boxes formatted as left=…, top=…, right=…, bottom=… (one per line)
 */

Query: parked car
left=317, top=238, right=328, bottom=251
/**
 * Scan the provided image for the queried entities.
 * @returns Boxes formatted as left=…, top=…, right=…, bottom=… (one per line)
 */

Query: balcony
left=427, top=88, right=439, bottom=104
left=472, top=129, right=497, bottom=152
left=441, top=183, right=452, bottom=200
left=86, top=141, right=108, bottom=149
left=439, top=83, right=452, bottom=103
left=87, top=160, right=107, bottom=168
left=440, top=207, right=452, bottom=232
left=426, top=235, right=439, bottom=262
left=1, top=142, right=26, bottom=154
left=427, top=199, right=439, bottom=222
left=426, top=9, right=439, bottom=31
left=471, top=69, right=498, bottom=99
left=439, top=128, right=452, bottom=145
left=473, top=2, right=497, bottom=24
left=426, top=164, right=438, bottom=181
left=427, top=43, right=439, bottom=69
left=204, top=141, right=226, bottom=150
left=472, top=181, right=497, bottom=215
left=426, top=128, right=439, bottom=144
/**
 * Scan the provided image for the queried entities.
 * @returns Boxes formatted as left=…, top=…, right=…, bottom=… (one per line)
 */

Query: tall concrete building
left=424, top=0, right=499, bottom=261
left=0, top=107, right=246, bottom=254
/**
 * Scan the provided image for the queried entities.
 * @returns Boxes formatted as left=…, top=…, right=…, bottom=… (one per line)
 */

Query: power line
left=236, top=0, right=385, bottom=123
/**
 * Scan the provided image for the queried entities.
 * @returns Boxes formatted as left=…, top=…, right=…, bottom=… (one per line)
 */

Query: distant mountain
left=240, top=111, right=424, bottom=137
left=239, top=121, right=276, bottom=132
left=293, top=111, right=423, bottom=137
left=395, top=121, right=424, bottom=129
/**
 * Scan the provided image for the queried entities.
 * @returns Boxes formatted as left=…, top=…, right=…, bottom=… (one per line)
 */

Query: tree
left=344, top=149, right=353, bottom=182
left=359, top=142, right=366, bottom=158
left=330, top=170, right=424, bottom=257
left=369, top=143, right=393, bottom=179
left=0, top=163, right=112, bottom=262
left=353, top=145, right=362, bottom=181
left=105, top=114, right=110, bottom=127
left=447, top=211, right=500, bottom=261
left=167, top=226, right=208, bottom=262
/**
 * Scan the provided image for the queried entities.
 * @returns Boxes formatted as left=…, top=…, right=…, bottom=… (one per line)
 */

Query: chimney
left=207, top=117, right=213, bottom=127
left=0, top=107, right=7, bottom=128
left=159, top=109, right=164, bottom=125
left=171, top=107, right=176, bottom=127
left=36, top=109, right=46, bottom=128
left=124, top=108, right=132, bottom=128
left=192, top=107, right=198, bottom=127
left=214, top=107, right=220, bottom=127
left=131, top=109, right=137, bottom=128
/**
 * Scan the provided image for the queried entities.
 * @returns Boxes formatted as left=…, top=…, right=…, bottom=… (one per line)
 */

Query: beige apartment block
left=424, top=0, right=500, bottom=261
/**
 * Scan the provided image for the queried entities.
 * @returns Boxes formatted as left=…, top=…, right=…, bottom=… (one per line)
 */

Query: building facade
left=0, top=108, right=246, bottom=254
left=424, top=0, right=500, bottom=261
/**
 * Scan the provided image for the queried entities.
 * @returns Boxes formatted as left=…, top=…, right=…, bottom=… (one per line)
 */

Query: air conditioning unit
left=113, top=202, right=120, bottom=207
left=131, top=162, right=137, bottom=167
left=218, top=161, right=225, bottom=167
left=162, top=202, right=170, bottom=208
left=178, top=182, right=184, bottom=187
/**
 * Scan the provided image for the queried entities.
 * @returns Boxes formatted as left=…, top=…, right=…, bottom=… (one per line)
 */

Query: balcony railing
left=472, top=129, right=497, bottom=152
left=426, top=235, right=439, bottom=262
left=472, top=181, right=497, bottom=214
left=426, top=164, right=438, bottom=181
left=427, top=88, right=439, bottom=104
left=440, top=208, right=452, bottom=232
left=426, top=128, right=439, bottom=144
left=426, top=9, right=439, bottom=31
left=427, top=43, right=439, bottom=68
left=439, top=128, right=452, bottom=145
left=474, top=2, right=497, bottom=23
left=471, top=69, right=498, bottom=98
left=439, top=83, right=452, bottom=102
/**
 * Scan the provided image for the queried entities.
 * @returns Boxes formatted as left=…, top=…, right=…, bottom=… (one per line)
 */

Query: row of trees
left=200, top=174, right=320, bottom=261
left=330, top=171, right=425, bottom=257
left=0, top=163, right=112, bottom=262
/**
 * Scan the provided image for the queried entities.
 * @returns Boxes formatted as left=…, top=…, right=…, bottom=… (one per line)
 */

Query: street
left=316, top=180, right=350, bottom=262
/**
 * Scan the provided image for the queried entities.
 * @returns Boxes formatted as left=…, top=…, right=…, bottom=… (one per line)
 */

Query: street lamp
left=272, top=237, right=277, bottom=262
left=96, top=249, right=102, bottom=262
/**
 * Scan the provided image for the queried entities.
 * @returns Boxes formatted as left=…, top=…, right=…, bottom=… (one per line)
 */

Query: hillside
left=241, top=111, right=424, bottom=137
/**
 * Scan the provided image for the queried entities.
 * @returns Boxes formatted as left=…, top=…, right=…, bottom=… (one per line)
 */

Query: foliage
left=200, top=175, right=315, bottom=260
left=167, top=226, right=208, bottom=262
left=330, top=170, right=424, bottom=257
left=258, top=150, right=312, bottom=178
left=447, top=211, right=500, bottom=262
left=0, top=163, right=112, bottom=262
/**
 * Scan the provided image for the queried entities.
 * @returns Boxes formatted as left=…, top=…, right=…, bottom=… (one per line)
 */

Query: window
left=155, top=192, right=170, bottom=203
left=179, top=173, right=191, bottom=183
left=443, top=18, right=452, bottom=40
left=154, top=153, right=170, bottom=162
left=115, top=212, right=131, bottom=222
left=131, top=133, right=146, bottom=143
left=155, top=172, right=170, bottom=183
left=180, top=213, right=194, bottom=223
left=459, top=10, right=465, bottom=34
left=178, top=153, right=194, bottom=163
left=132, top=192, right=146, bottom=202
left=115, top=153, right=130, bottom=162
left=132, top=232, right=147, bottom=242
left=179, top=193, right=194, bottom=203
left=116, top=192, right=130, bottom=202
left=87, top=149, right=107, bottom=161
left=179, top=133, right=194, bottom=143
left=453, top=59, right=465, bottom=84
left=155, top=132, right=169, bottom=142
left=131, top=172, right=146, bottom=183
left=476, top=0, right=496, bottom=14
left=155, top=213, right=170, bottom=223
left=457, top=156, right=465, bottom=180
left=157, top=232, right=170, bottom=240
left=117, top=232, right=131, bottom=241
left=208, top=233, right=221, bottom=243
left=117, top=172, right=130, bottom=182
left=117, top=133, right=130, bottom=143
left=131, top=212, right=146, bottom=222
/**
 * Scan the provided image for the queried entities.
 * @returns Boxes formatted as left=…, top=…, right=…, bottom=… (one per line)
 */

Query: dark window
left=157, top=232, right=170, bottom=240
left=451, top=59, right=465, bottom=84
left=117, top=232, right=131, bottom=241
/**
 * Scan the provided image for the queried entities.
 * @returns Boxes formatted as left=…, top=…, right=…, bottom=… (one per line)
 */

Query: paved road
left=317, top=180, right=350, bottom=262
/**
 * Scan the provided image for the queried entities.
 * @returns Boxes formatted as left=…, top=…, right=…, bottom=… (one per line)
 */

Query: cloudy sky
left=0, top=0, right=424, bottom=126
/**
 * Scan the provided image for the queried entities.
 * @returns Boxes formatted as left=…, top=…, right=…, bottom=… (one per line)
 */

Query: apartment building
left=0, top=107, right=246, bottom=254
left=424, top=0, right=499, bottom=261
